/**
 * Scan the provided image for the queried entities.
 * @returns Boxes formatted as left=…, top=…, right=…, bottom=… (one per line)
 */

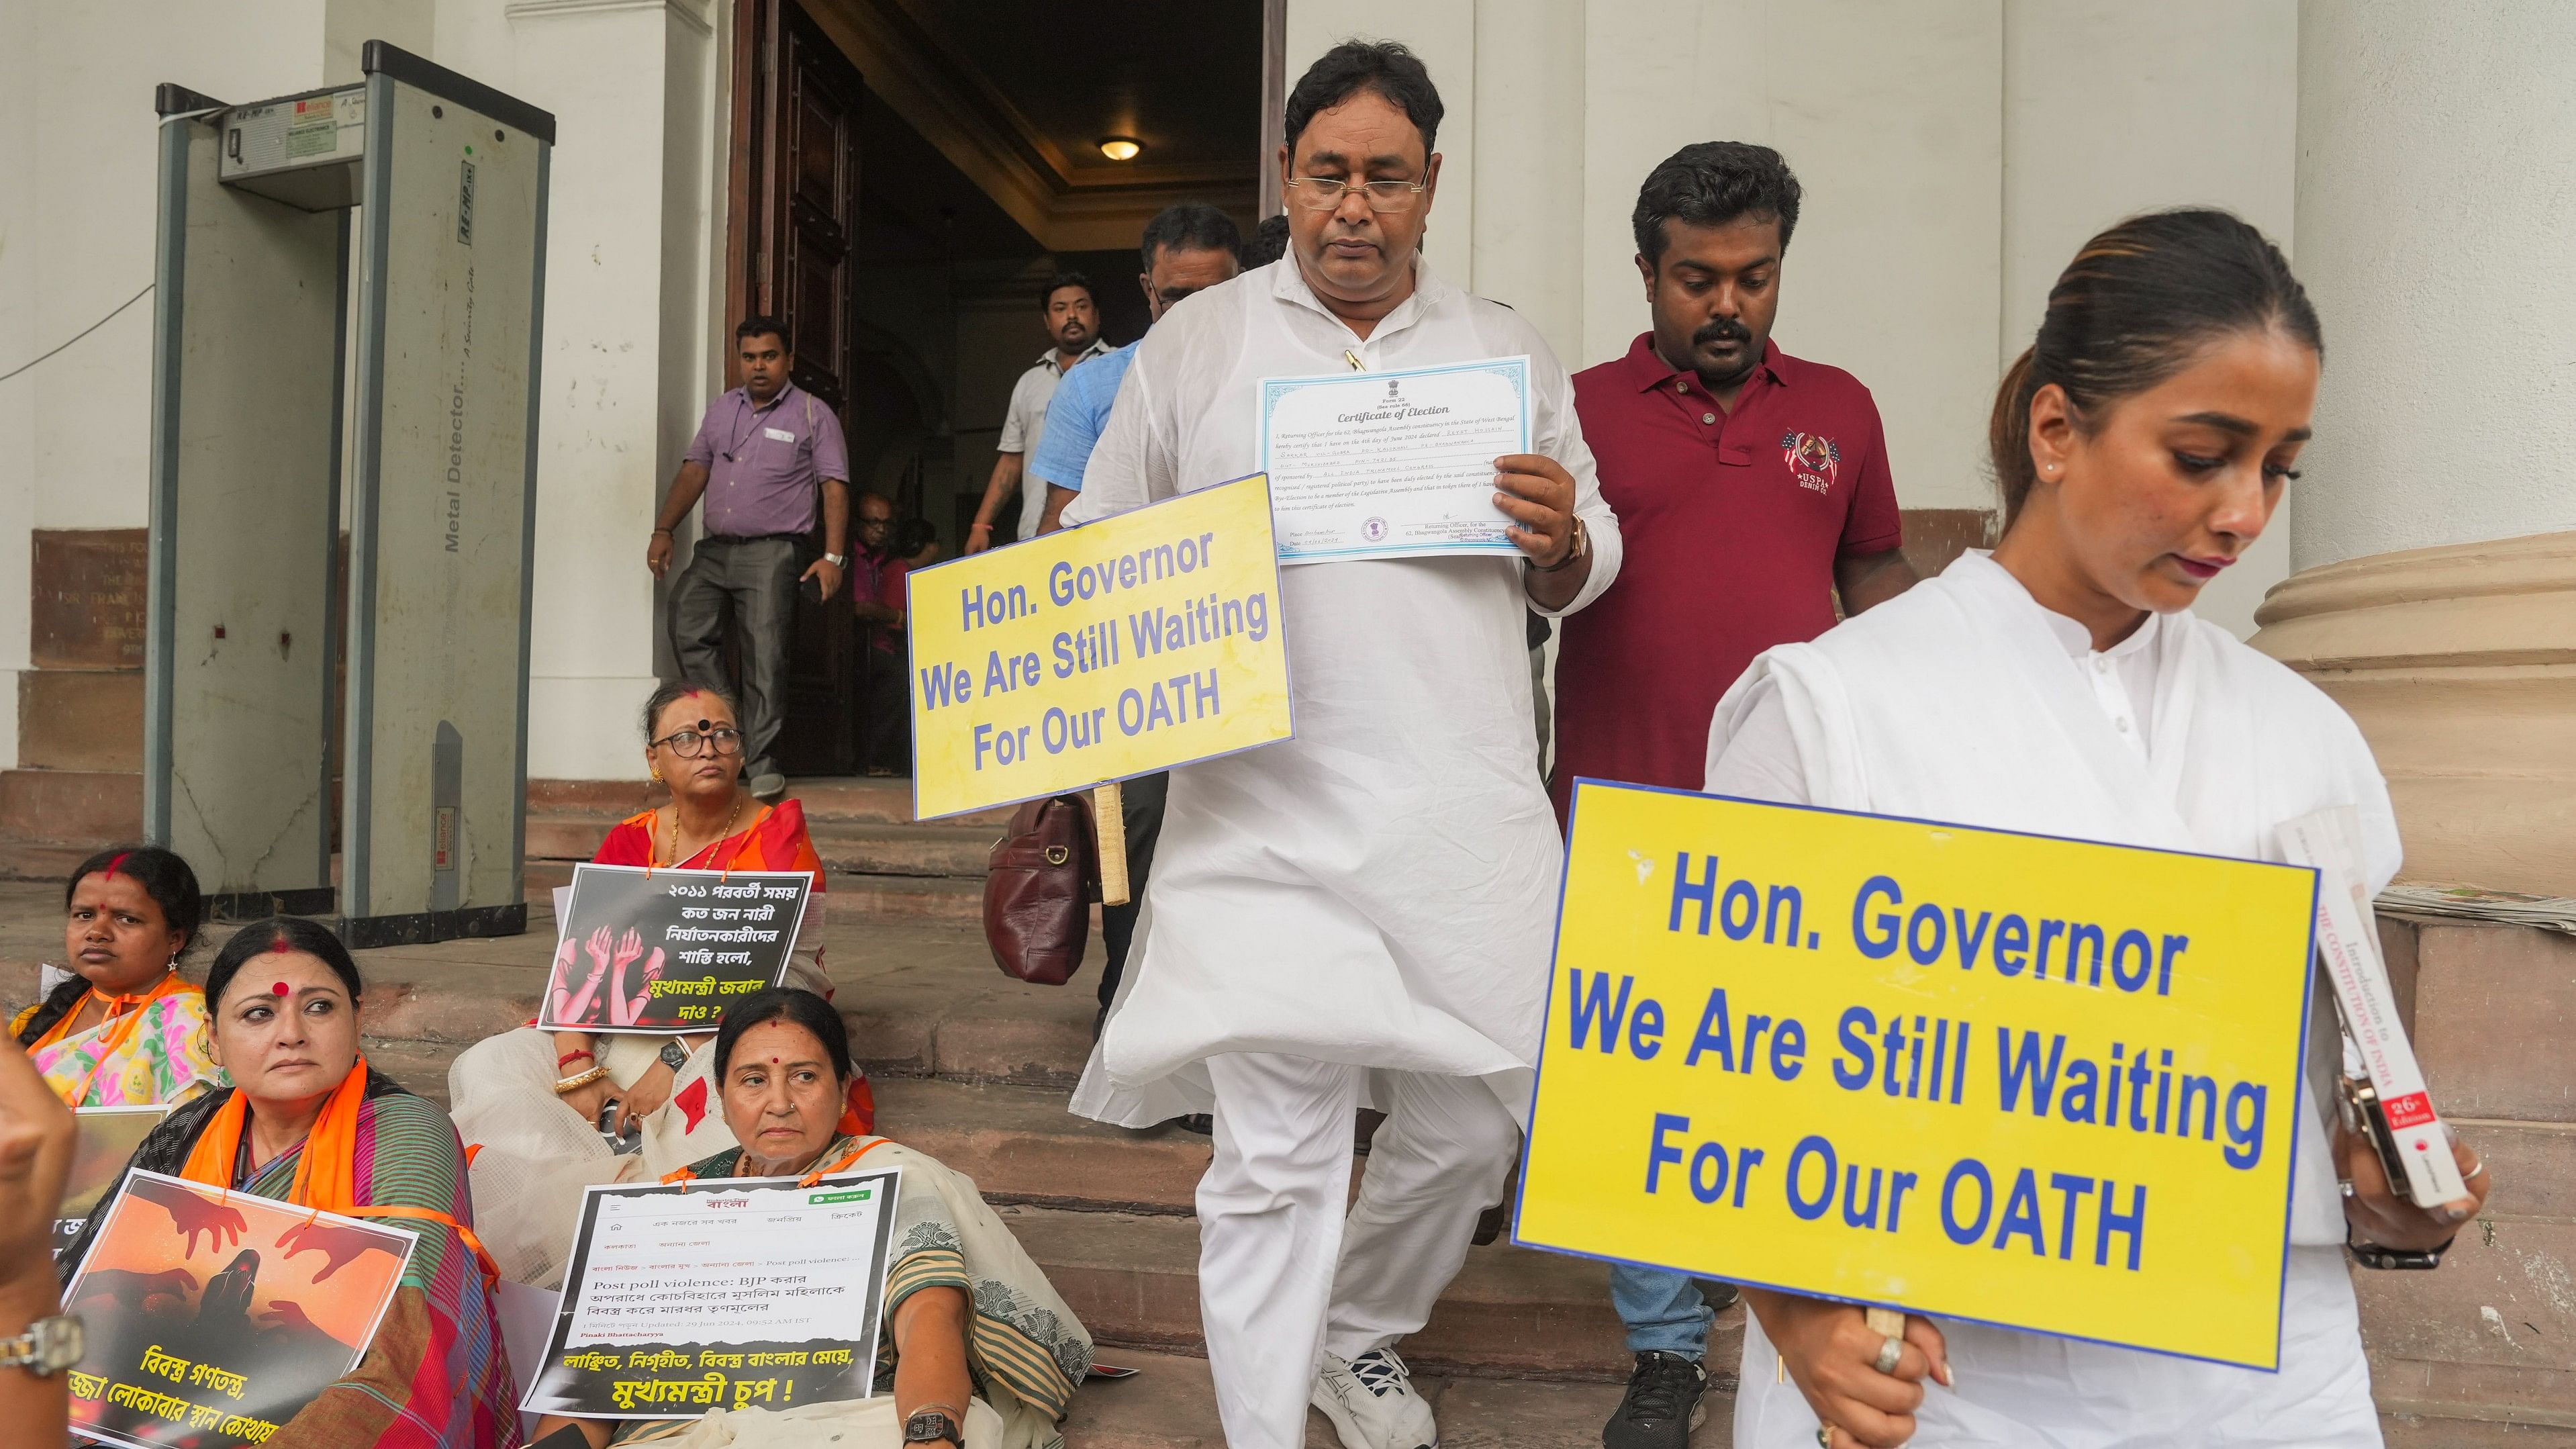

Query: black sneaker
left=1602, top=1350, right=1705, bottom=1449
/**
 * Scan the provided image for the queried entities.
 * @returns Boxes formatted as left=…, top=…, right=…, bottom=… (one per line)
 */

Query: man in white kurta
left=1062, top=42, right=1622, bottom=1449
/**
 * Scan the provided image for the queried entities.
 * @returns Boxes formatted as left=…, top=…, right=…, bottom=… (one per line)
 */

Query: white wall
left=0, top=0, right=346, bottom=772
left=2291, top=0, right=2576, bottom=571
left=486, top=0, right=727, bottom=780
left=2003, top=0, right=2299, bottom=629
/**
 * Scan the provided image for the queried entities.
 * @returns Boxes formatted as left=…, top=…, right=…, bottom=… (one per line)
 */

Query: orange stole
left=180, top=1056, right=500, bottom=1286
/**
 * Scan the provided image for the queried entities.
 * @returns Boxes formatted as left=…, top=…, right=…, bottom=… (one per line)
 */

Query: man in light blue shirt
left=1028, top=204, right=1244, bottom=534
left=1026, top=201, right=1242, bottom=1037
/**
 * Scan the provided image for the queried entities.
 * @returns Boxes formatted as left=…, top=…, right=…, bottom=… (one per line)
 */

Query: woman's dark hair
left=895, top=518, right=939, bottom=559
left=204, top=917, right=364, bottom=1015
left=1285, top=40, right=1443, bottom=156
left=17, top=847, right=209, bottom=1046
left=1039, top=271, right=1094, bottom=313
left=714, top=988, right=851, bottom=1083
left=1991, top=208, right=2321, bottom=524
left=1631, top=141, right=1802, bottom=265
left=64, top=846, right=204, bottom=949
left=1141, top=203, right=1243, bottom=273
left=641, top=680, right=738, bottom=744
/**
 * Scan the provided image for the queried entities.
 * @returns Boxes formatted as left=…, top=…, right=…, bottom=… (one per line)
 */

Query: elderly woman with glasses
left=446, top=682, right=871, bottom=1289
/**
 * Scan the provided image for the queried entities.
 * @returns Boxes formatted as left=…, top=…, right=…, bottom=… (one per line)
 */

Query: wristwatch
left=2348, top=1228, right=2452, bottom=1270
left=824, top=552, right=848, bottom=569
left=902, top=1408, right=964, bottom=1446
left=0, top=1313, right=84, bottom=1377
left=660, top=1039, right=691, bottom=1072
left=1531, top=515, right=1589, bottom=573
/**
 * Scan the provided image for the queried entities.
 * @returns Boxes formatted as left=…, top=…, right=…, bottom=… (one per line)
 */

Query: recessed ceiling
left=903, top=0, right=1261, bottom=182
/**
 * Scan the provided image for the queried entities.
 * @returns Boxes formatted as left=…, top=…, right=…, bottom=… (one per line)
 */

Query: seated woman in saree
left=532, top=988, right=1091, bottom=1449
left=57, top=915, right=521, bottom=1448
left=11, top=845, right=222, bottom=1107
left=450, top=681, right=866, bottom=1289
left=1713, top=209, right=2494, bottom=1449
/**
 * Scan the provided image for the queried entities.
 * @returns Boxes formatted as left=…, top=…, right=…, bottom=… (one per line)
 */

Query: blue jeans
left=1610, top=1263, right=1711, bottom=1359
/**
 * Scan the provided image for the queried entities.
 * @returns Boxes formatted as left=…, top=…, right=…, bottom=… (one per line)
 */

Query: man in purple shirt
left=648, top=316, right=851, bottom=800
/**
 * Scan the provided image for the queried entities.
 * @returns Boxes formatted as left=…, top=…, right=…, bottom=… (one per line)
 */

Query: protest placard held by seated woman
left=449, top=682, right=871, bottom=1289
left=13, top=847, right=223, bottom=1108
left=529, top=987, right=1090, bottom=1449
left=56, top=917, right=520, bottom=1448
left=1710, top=209, right=2495, bottom=1449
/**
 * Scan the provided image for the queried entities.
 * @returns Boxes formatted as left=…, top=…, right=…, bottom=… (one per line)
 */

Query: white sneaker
left=1311, top=1348, right=1437, bottom=1449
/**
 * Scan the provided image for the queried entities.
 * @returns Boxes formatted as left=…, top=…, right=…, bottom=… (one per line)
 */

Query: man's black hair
left=1284, top=40, right=1442, bottom=157
left=1040, top=271, right=1094, bottom=312
left=1631, top=142, right=1803, bottom=266
left=1243, top=214, right=1292, bottom=269
left=1140, top=204, right=1244, bottom=273
left=734, top=314, right=792, bottom=351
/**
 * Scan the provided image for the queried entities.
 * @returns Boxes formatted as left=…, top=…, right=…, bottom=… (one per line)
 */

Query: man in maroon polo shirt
left=1564, top=141, right=1918, bottom=1449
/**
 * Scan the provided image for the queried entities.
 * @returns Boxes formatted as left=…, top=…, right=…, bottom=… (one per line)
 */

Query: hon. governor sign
left=1516, top=780, right=2321, bottom=1369
left=907, top=473, right=1292, bottom=819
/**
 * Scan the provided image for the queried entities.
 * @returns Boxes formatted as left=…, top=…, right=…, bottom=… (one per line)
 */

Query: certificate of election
left=1257, top=355, right=1530, bottom=564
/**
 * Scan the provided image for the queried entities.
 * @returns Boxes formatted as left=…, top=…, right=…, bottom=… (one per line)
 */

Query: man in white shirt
left=1064, top=41, right=1622, bottom=1449
left=965, top=273, right=1109, bottom=551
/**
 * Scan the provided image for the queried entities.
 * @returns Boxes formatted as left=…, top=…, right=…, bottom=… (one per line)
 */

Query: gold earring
left=651, top=768, right=663, bottom=782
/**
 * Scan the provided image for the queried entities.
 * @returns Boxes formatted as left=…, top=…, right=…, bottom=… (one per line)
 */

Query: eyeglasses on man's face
left=651, top=724, right=745, bottom=758
left=1286, top=175, right=1427, bottom=212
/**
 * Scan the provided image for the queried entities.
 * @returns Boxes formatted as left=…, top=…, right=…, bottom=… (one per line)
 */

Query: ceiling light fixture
left=1098, top=136, right=1143, bottom=162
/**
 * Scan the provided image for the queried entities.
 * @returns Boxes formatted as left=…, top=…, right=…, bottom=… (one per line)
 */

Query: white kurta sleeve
left=1525, top=336, right=1621, bottom=618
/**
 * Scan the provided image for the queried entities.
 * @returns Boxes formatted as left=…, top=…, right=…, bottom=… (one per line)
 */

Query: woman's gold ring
left=1874, top=1333, right=1905, bottom=1375
left=2467, top=1158, right=2487, bottom=1180
left=1816, top=1429, right=1833, bottom=1448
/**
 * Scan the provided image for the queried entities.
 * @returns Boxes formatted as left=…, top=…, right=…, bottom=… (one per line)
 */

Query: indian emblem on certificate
left=1256, top=355, right=1531, bottom=563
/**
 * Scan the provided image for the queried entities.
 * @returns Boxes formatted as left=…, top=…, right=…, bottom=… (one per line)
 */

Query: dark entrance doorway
left=726, top=0, right=866, bottom=775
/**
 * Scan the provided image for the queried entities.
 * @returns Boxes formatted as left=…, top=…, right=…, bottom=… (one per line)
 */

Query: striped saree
left=61, top=1070, right=523, bottom=1448
left=619, top=1134, right=1091, bottom=1449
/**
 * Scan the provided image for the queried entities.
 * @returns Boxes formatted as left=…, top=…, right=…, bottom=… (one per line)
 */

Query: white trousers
left=1198, top=1051, right=1521, bottom=1449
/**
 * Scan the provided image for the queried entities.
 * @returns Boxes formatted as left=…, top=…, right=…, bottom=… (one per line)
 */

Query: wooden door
left=728, top=0, right=863, bottom=776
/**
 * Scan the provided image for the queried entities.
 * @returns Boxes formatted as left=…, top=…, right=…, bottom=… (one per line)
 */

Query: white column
left=489, top=0, right=725, bottom=781
left=1466, top=0, right=1582, bottom=365
left=2001, top=0, right=2296, bottom=637
left=2251, top=0, right=2576, bottom=896
left=2289, top=0, right=2576, bottom=569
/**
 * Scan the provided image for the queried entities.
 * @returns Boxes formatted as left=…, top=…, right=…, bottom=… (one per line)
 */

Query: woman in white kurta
left=1713, top=210, right=2492, bottom=1448
left=1062, top=54, right=1622, bottom=1449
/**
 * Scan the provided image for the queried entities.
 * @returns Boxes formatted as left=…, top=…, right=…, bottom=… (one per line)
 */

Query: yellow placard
left=1516, top=780, right=2320, bottom=1369
left=906, top=473, right=1293, bottom=819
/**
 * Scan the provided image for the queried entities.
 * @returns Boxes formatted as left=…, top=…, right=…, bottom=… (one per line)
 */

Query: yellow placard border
left=1509, top=776, right=2323, bottom=1374
left=902, top=472, right=1296, bottom=821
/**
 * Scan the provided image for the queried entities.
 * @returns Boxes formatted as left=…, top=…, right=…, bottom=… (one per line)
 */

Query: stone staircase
left=367, top=917, right=1723, bottom=1444
left=522, top=778, right=998, bottom=923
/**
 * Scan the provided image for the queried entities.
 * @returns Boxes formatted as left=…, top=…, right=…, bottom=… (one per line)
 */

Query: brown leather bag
left=984, top=794, right=1100, bottom=984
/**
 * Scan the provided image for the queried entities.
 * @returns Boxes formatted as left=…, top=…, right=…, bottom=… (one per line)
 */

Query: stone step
left=1060, top=1346, right=1738, bottom=1448
left=872, top=1076, right=1210, bottom=1214
left=16, top=669, right=142, bottom=774
left=0, top=767, right=141, bottom=845
left=528, top=776, right=1018, bottom=829
left=526, top=814, right=998, bottom=878
left=998, top=1203, right=1714, bottom=1382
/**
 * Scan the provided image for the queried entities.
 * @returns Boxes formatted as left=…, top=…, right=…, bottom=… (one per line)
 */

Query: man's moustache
left=1695, top=322, right=1751, bottom=348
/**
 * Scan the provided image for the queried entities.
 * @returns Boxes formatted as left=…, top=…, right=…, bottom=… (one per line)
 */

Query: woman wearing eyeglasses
left=447, top=682, right=869, bottom=1289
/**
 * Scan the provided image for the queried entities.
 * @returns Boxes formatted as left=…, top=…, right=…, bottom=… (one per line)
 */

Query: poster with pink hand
left=539, top=863, right=813, bottom=1033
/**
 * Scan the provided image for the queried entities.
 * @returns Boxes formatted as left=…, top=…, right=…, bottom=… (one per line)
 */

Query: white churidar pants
left=1197, top=1051, right=1521, bottom=1449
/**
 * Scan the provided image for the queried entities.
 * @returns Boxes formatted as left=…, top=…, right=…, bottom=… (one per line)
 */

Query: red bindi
left=271, top=982, right=290, bottom=996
